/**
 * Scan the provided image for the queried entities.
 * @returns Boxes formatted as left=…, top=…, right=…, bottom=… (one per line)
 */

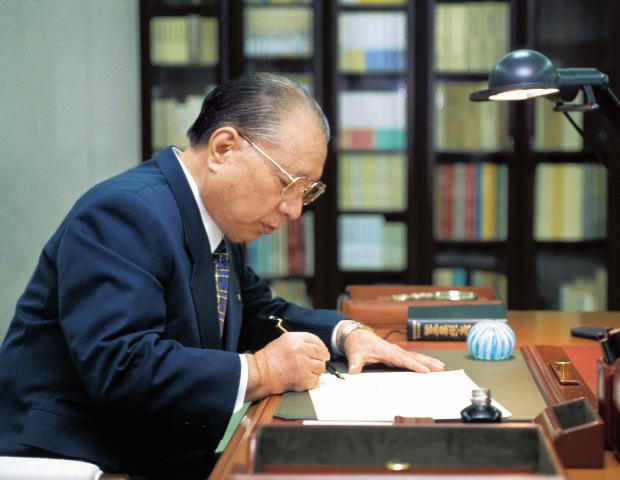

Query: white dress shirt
left=173, top=147, right=347, bottom=413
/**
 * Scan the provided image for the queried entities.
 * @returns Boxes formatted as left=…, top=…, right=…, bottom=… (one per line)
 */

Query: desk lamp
left=470, top=49, right=620, bottom=337
left=470, top=49, right=620, bottom=149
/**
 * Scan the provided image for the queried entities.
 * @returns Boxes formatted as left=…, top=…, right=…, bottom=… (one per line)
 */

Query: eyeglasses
left=239, top=132, right=326, bottom=206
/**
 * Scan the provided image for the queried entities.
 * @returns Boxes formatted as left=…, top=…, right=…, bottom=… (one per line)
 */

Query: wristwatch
left=337, top=321, right=374, bottom=353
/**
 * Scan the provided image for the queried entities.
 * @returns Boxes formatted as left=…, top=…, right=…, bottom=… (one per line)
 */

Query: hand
left=245, top=332, right=330, bottom=401
left=342, top=325, right=446, bottom=374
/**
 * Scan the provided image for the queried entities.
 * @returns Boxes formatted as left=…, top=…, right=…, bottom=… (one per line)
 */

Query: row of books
left=534, top=163, right=607, bottom=241
left=339, top=90, right=406, bottom=150
left=268, top=279, right=312, bottom=308
left=151, top=94, right=209, bottom=150
left=338, top=215, right=406, bottom=271
left=246, top=1, right=311, bottom=4
left=338, top=153, right=407, bottom=211
left=339, top=0, right=405, bottom=5
left=435, top=1, right=510, bottom=73
left=150, top=16, right=218, bottom=65
left=534, top=98, right=584, bottom=152
left=339, top=12, right=406, bottom=72
left=159, top=0, right=217, bottom=4
left=435, top=81, right=509, bottom=152
left=433, top=267, right=508, bottom=303
left=246, top=213, right=314, bottom=277
left=244, top=7, right=313, bottom=58
left=434, top=163, right=508, bottom=241
left=559, top=267, right=606, bottom=312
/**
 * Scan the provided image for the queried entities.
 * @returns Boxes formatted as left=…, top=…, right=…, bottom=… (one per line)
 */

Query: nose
left=278, top=195, right=303, bottom=220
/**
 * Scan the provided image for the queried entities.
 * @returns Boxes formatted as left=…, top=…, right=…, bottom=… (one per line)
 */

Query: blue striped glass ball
left=467, top=320, right=516, bottom=361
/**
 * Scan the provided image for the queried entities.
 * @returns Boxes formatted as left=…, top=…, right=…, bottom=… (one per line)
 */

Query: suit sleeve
left=56, top=190, right=239, bottom=445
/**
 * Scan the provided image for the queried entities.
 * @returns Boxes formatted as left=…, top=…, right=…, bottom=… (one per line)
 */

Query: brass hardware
left=550, top=360, right=580, bottom=385
left=385, top=290, right=478, bottom=302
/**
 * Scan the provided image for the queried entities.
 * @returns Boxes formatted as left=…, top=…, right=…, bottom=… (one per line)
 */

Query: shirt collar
left=173, top=147, right=223, bottom=254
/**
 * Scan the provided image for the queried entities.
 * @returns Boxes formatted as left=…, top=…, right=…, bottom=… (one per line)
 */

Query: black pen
left=599, top=337, right=616, bottom=364
left=606, top=327, right=620, bottom=357
left=269, top=315, right=345, bottom=380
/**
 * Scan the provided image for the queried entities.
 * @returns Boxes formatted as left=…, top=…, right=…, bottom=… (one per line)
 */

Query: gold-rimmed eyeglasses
left=238, top=132, right=326, bottom=206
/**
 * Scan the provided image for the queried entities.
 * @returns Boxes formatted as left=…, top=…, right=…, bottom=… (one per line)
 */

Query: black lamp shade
left=470, top=50, right=559, bottom=101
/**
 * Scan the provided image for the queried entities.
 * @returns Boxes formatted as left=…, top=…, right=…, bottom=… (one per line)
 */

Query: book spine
left=407, top=318, right=507, bottom=341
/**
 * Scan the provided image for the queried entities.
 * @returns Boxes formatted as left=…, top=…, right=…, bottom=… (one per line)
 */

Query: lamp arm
left=593, top=86, right=620, bottom=151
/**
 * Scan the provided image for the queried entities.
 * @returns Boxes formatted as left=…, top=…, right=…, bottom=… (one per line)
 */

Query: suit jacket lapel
left=154, top=147, right=222, bottom=350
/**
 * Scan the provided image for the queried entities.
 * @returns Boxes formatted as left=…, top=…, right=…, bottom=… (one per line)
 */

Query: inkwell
left=460, top=388, right=502, bottom=423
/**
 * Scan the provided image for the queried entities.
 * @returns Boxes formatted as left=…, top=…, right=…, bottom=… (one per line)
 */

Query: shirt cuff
left=234, top=354, right=248, bottom=413
left=331, top=319, right=351, bottom=356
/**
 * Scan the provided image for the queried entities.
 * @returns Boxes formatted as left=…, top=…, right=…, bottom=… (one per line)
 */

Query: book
left=407, top=302, right=506, bottom=341
left=534, top=163, right=607, bottom=241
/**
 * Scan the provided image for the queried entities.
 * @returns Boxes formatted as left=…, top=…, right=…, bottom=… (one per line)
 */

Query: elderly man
left=0, top=73, right=444, bottom=479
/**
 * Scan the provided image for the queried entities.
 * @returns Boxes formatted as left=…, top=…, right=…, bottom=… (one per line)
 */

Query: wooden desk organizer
left=597, top=358, right=616, bottom=450
left=247, top=423, right=566, bottom=479
left=534, top=397, right=604, bottom=468
left=521, top=345, right=597, bottom=410
left=614, top=358, right=620, bottom=460
left=338, top=285, right=499, bottom=325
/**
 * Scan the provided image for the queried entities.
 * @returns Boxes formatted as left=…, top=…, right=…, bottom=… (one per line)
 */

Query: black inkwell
left=460, top=388, right=502, bottom=423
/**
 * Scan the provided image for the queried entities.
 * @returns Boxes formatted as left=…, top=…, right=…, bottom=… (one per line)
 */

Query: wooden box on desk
left=240, top=423, right=566, bottom=479
left=535, top=397, right=604, bottom=468
left=339, top=284, right=499, bottom=325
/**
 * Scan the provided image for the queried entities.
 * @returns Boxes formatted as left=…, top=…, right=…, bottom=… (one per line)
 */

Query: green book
left=407, top=302, right=506, bottom=341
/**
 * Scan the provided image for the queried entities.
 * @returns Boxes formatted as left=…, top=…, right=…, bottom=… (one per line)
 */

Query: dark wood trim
left=409, top=0, right=433, bottom=284
left=139, top=0, right=152, bottom=161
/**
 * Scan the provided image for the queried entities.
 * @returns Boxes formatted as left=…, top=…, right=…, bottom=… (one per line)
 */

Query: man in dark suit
left=0, top=73, right=444, bottom=479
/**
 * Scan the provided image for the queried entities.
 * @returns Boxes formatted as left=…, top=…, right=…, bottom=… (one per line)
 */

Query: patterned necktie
left=213, top=240, right=229, bottom=337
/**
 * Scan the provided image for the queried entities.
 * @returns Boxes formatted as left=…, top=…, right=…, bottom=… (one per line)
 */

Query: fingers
left=411, top=352, right=446, bottom=372
left=344, top=331, right=446, bottom=374
left=384, top=346, right=446, bottom=373
left=281, top=331, right=330, bottom=362
left=347, top=354, right=364, bottom=374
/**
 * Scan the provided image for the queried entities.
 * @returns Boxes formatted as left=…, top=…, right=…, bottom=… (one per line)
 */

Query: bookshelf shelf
left=339, top=71, right=407, bottom=78
left=436, top=73, right=492, bottom=82
left=139, top=0, right=619, bottom=311
left=436, top=240, right=507, bottom=248
left=532, top=152, right=604, bottom=164
left=338, top=6, right=407, bottom=13
left=434, top=152, right=509, bottom=163
left=243, top=57, right=312, bottom=66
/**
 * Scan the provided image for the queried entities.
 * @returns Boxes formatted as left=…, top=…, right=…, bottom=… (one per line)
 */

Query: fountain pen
left=269, top=315, right=345, bottom=380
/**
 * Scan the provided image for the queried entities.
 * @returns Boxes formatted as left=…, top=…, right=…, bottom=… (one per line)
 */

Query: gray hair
left=187, top=72, right=330, bottom=147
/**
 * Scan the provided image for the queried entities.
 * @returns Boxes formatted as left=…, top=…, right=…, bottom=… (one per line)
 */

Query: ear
left=205, top=126, right=242, bottom=172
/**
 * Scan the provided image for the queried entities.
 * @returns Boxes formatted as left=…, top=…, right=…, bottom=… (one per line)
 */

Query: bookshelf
left=139, top=0, right=238, bottom=160
left=240, top=0, right=322, bottom=307
left=139, top=0, right=620, bottom=311
left=430, top=0, right=511, bottom=302
left=519, top=0, right=619, bottom=310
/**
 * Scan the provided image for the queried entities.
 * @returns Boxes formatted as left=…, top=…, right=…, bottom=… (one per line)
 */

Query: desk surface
left=210, top=311, right=620, bottom=480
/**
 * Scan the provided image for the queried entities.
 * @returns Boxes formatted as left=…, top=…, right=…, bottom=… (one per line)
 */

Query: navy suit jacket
left=0, top=147, right=345, bottom=478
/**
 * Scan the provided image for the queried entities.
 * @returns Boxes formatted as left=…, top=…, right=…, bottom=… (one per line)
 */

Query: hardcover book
left=407, top=302, right=506, bottom=341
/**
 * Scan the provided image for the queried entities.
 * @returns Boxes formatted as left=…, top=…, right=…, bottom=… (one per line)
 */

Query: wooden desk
left=210, top=311, right=620, bottom=480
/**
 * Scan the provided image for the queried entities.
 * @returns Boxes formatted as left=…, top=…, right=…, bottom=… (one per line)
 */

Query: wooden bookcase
left=139, top=0, right=620, bottom=311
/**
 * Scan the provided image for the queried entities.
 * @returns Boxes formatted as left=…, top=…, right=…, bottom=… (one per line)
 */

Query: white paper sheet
left=309, top=369, right=512, bottom=421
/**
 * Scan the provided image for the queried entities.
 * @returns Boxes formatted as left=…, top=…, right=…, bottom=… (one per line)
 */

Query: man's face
left=206, top=109, right=327, bottom=244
